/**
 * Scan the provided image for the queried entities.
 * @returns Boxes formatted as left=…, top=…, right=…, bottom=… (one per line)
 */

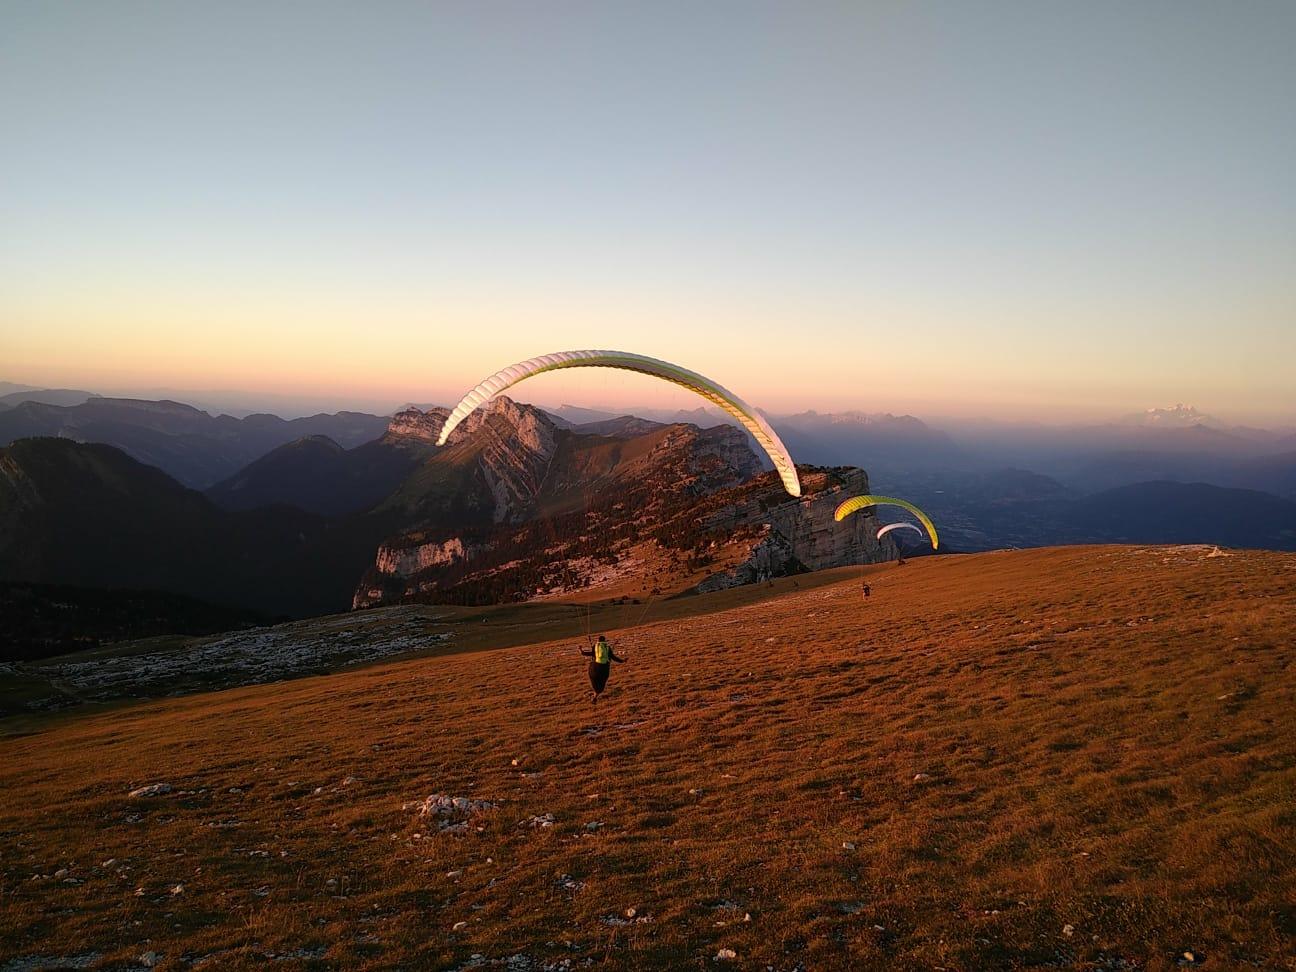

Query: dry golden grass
left=1, top=546, right=1294, bottom=971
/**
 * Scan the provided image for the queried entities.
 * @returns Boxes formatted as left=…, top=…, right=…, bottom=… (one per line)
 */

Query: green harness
left=593, top=640, right=612, bottom=664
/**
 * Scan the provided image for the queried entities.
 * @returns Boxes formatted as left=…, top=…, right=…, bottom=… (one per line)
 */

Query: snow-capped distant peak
left=1120, top=404, right=1219, bottom=428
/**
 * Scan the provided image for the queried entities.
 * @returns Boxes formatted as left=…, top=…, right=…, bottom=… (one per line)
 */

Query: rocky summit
left=353, top=399, right=892, bottom=608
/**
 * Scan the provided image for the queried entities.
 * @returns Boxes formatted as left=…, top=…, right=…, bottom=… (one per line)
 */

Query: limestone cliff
left=695, top=468, right=891, bottom=591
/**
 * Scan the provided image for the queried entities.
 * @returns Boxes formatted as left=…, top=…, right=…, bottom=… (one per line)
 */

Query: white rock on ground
left=129, top=783, right=173, bottom=798
left=407, top=794, right=499, bottom=832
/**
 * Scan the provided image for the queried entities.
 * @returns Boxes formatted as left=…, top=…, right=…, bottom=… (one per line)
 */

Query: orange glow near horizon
left=5, top=275, right=1294, bottom=425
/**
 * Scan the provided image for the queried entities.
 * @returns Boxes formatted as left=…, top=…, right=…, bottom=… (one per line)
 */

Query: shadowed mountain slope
left=205, top=435, right=428, bottom=515
left=0, top=581, right=270, bottom=662
left=0, top=438, right=397, bottom=617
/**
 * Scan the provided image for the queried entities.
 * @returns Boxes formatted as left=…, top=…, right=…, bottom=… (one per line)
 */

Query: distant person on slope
left=580, top=634, right=626, bottom=704
left=862, top=581, right=872, bottom=599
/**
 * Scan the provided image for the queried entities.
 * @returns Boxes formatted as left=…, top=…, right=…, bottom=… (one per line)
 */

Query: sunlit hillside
left=1, top=546, right=1293, bottom=971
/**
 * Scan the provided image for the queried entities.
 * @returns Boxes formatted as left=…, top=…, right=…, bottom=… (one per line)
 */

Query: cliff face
left=380, top=397, right=559, bottom=526
left=467, top=398, right=558, bottom=523
left=374, top=536, right=469, bottom=576
left=384, top=406, right=449, bottom=442
left=695, top=468, right=891, bottom=592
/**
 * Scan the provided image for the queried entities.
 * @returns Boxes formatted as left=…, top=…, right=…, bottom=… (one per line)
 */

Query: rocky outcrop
left=381, top=397, right=559, bottom=525
left=385, top=406, right=450, bottom=442
left=374, top=536, right=470, bottom=576
left=352, top=414, right=769, bottom=607
left=468, top=398, right=558, bottom=522
left=696, top=468, right=891, bottom=592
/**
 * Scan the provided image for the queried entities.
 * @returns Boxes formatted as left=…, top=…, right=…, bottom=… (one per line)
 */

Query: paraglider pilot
left=580, top=634, right=626, bottom=704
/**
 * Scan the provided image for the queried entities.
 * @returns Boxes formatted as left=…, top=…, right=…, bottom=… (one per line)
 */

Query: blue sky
left=2, top=2, right=1293, bottom=421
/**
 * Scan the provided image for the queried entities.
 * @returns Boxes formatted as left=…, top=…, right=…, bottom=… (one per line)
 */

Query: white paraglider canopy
left=438, top=350, right=801, bottom=497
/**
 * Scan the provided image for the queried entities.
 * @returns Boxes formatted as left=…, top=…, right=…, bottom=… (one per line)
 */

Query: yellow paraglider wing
left=835, top=495, right=939, bottom=550
left=437, top=350, right=801, bottom=497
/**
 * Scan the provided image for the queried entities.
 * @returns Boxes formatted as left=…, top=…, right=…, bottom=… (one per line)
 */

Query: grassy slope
left=0, top=546, right=1292, bottom=971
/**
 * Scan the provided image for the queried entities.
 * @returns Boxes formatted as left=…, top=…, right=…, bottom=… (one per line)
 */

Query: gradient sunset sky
left=3, top=2, right=1293, bottom=422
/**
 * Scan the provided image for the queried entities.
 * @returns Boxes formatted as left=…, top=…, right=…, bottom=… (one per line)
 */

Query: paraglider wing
left=876, top=521, right=927, bottom=543
left=437, top=350, right=801, bottom=497
left=835, top=495, right=939, bottom=550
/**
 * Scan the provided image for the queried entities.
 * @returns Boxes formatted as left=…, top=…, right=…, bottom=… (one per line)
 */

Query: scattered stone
left=453, top=921, right=469, bottom=931
left=447, top=870, right=463, bottom=879
left=170, top=883, right=185, bottom=895
left=408, top=794, right=498, bottom=833
left=43, top=615, right=448, bottom=706
left=523, top=813, right=555, bottom=829
left=54, top=869, right=68, bottom=879
left=601, top=912, right=653, bottom=927
left=342, top=776, right=357, bottom=785
left=129, top=783, right=173, bottom=798
left=912, top=773, right=932, bottom=784
left=715, top=948, right=737, bottom=961
left=139, top=951, right=160, bottom=968
left=584, top=822, right=603, bottom=832
left=412, top=794, right=497, bottom=817
left=1062, top=924, right=1075, bottom=938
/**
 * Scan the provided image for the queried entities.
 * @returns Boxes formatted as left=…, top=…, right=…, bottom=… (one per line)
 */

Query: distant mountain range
left=0, top=397, right=390, bottom=487
left=1119, top=403, right=1219, bottom=428
left=0, top=387, right=98, bottom=408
